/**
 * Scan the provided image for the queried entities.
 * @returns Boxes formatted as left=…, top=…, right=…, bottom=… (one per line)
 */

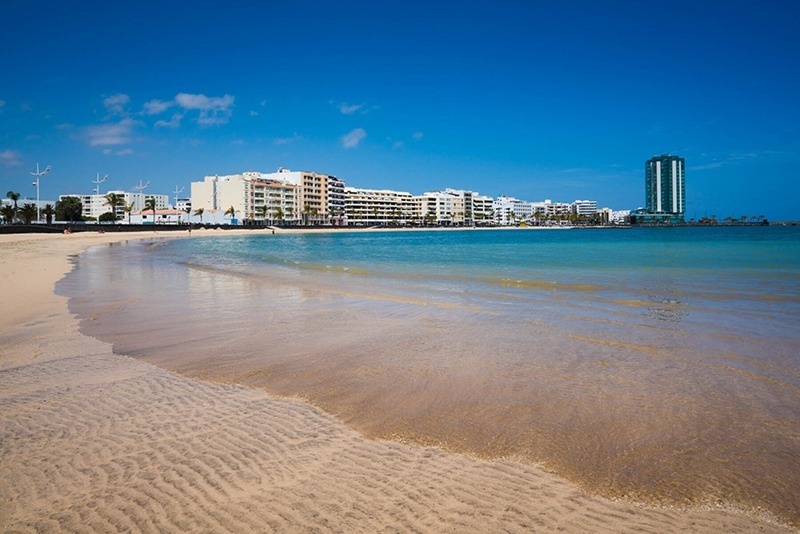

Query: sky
left=1, top=0, right=799, bottom=221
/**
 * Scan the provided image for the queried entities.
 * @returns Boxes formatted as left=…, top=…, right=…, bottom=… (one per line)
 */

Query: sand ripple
left=1, top=348, right=791, bottom=533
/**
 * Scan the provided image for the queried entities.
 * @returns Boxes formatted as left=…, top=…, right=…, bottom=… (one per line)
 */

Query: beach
left=0, top=230, right=794, bottom=533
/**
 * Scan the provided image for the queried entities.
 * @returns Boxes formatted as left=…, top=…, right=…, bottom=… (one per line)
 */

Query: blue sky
left=2, top=1, right=798, bottom=220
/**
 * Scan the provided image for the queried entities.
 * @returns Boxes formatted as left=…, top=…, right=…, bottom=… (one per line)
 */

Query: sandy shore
left=0, top=230, right=792, bottom=532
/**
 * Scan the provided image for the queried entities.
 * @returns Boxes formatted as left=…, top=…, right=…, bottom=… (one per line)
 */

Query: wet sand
left=0, top=230, right=793, bottom=532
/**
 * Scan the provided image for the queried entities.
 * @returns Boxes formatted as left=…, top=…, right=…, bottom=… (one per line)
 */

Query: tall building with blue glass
left=632, top=154, right=685, bottom=224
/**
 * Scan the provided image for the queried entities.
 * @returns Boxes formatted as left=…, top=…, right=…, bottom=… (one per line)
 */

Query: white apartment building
left=344, top=187, right=414, bottom=225
left=191, top=168, right=345, bottom=224
left=472, top=194, right=495, bottom=224
left=571, top=199, right=598, bottom=217
left=531, top=199, right=572, bottom=222
left=413, top=189, right=476, bottom=226
left=59, top=191, right=169, bottom=221
left=191, top=172, right=300, bottom=224
left=494, top=196, right=532, bottom=225
left=175, top=197, right=191, bottom=212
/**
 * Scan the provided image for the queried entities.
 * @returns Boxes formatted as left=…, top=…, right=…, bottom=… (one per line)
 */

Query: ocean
left=58, top=225, right=800, bottom=524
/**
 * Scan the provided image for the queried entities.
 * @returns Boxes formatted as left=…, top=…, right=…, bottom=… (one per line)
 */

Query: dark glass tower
left=645, top=154, right=685, bottom=221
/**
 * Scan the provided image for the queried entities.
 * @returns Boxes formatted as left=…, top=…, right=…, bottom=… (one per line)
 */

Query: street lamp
left=172, top=185, right=184, bottom=224
left=30, top=163, right=51, bottom=223
left=92, top=172, right=108, bottom=195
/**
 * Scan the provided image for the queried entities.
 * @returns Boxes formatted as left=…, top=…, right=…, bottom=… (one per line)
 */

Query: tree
left=123, top=202, right=135, bottom=224
left=274, top=206, right=284, bottom=223
left=103, top=193, right=123, bottom=222
left=1, top=204, right=15, bottom=224
left=55, top=196, right=83, bottom=222
left=42, top=204, right=55, bottom=225
left=193, top=207, right=204, bottom=224
left=19, top=203, right=38, bottom=224
left=98, top=211, right=117, bottom=223
left=5, top=191, right=20, bottom=222
left=144, top=197, right=157, bottom=224
left=6, top=191, right=20, bottom=210
left=224, top=205, right=236, bottom=223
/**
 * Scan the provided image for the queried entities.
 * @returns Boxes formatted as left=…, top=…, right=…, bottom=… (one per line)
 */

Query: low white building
left=59, top=191, right=169, bottom=221
left=129, top=208, right=187, bottom=225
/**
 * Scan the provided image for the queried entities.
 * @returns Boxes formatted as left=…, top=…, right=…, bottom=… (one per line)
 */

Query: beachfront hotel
left=631, top=154, right=686, bottom=224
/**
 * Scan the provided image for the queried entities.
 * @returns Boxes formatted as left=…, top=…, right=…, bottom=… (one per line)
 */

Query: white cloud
left=412, top=131, right=424, bottom=140
left=143, top=99, right=172, bottom=115
left=339, top=103, right=363, bottom=115
left=103, top=93, right=130, bottom=115
left=0, top=149, right=22, bottom=166
left=341, top=128, right=366, bottom=149
left=115, top=148, right=134, bottom=156
left=175, top=93, right=235, bottom=125
left=86, top=118, right=138, bottom=146
left=392, top=140, right=405, bottom=149
left=250, top=110, right=259, bottom=116
left=155, top=113, right=183, bottom=128
left=0, top=100, right=6, bottom=109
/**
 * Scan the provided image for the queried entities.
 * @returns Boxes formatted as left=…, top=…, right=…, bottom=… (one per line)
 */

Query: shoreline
left=1, top=231, right=793, bottom=532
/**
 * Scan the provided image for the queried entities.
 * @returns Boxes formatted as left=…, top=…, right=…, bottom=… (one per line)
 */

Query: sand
left=0, top=229, right=793, bottom=533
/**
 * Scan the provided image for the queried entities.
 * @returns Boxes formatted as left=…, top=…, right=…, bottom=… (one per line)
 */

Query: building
left=129, top=208, right=187, bottom=225
left=494, top=196, right=533, bottom=225
left=571, top=199, right=597, bottom=217
left=633, top=154, right=685, bottom=224
left=190, top=168, right=344, bottom=224
left=345, top=187, right=413, bottom=225
left=58, top=191, right=169, bottom=221
left=472, top=194, right=495, bottom=225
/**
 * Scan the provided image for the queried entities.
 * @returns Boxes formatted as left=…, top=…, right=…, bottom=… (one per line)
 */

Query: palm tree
left=19, top=203, right=38, bottom=224
left=42, top=204, right=55, bottom=225
left=274, top=206, right=284, bottom=224
left=103, top=193, right=123, bottom=222
left=224, top=205, right=236, bottom=223
left=193, top=207, right=205, bottom=224
left=123, top=202, right=135, bottom=224
left=256, top=204, right=269, bottom=224
left=1, top=204, right=15, bottom=224
left=144, top=197, right=157, bottom=224
left=6, top=191, right=20, bottom=221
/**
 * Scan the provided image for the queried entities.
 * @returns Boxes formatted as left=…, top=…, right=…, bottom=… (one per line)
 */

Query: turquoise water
left=61, top=226, right=800, bottom=524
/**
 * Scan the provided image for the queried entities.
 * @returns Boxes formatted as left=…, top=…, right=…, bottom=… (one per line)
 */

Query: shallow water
left=59, top=226, right=800, bottom=525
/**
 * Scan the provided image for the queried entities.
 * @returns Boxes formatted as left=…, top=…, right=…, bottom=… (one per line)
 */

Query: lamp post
left=134, top=179, right=150, bottom=213
left=30, top=163, right=51, bottom=223
left=92, top=172, right=108, bottom=195
left=172, top=185, right=184, bottom=224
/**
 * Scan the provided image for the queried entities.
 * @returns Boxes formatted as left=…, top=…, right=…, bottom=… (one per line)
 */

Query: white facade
left=129, top=208, right=187, bottom=225
left=472, top=194, right=494, bottom=224
left=59, top=191, right=169, bottom=221
left=494, top=196, right=532, bottom=225
left=344, top=187, right=413, bottom=225
left=190, top=168, right=344, bottom=224
left=571, top=199, right=598, bottom=217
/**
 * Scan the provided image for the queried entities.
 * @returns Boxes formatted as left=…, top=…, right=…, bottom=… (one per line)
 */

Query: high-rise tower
left=643, top=154, right=685, bottom=223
